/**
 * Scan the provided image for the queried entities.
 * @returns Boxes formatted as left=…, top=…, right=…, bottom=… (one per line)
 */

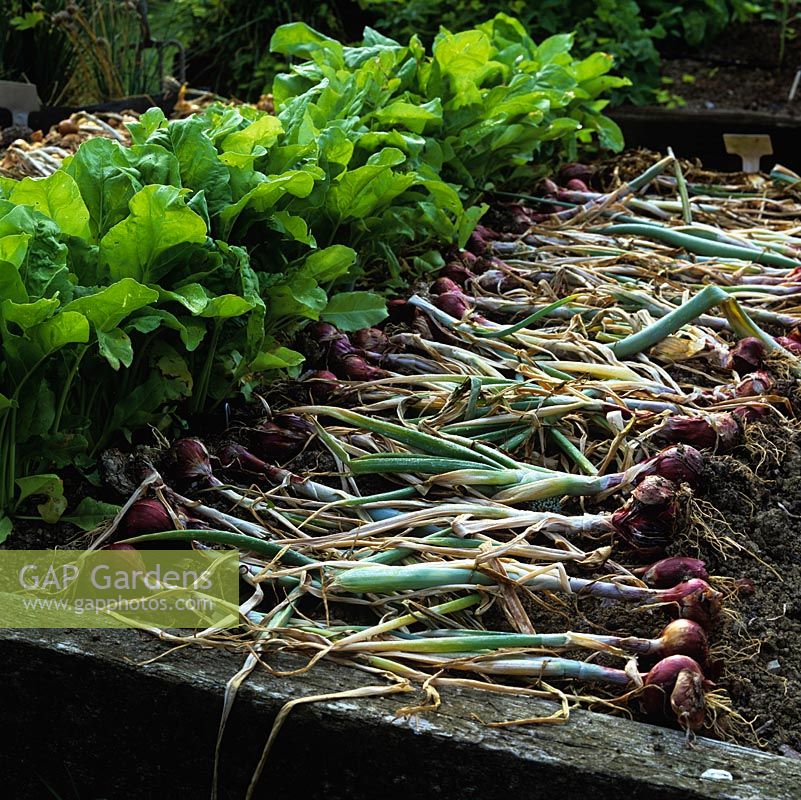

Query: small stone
left=779, top=744, right=801, bottom=759
left=700, top=769, right=733, bottom=781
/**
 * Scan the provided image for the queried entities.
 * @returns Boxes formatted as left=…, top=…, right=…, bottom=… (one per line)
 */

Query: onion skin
left=659, top=578, right=723, bottom=629
left=169, top=439, right=215, bottom=486
left=642, top=655, right=711, bottom=731
left=431, top=277, right=462, bottom=295
left=655, top=619, right=709, bottom=665
left=440, top=261, right=475, bottom=286
left=351, top=328, right=389, bottom=353
left=640, top=556, right=709, bottom=589
left=611, top=476, right=681, bottom=555
left=726, top=337, right=764, bottom=372
left=117, top=499, right=174, bottom=537
left=636, top=445, right=704, bottom=489
left=434, top=291, right=472, bottom=319
left=656, top=412, right=741, bottom=451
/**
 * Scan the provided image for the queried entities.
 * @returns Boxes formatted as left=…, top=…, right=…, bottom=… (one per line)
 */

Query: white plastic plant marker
left=723, top=133, right=773, bottom=173
left=0, top=80, right=41, bottom=127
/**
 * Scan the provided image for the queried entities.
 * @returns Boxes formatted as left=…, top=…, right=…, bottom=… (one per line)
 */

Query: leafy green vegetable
left=0, top=13, right=626, bottom=525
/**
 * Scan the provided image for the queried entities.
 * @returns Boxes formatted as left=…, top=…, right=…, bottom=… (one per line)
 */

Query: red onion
left=334, top=353, right=388, bottom=381
left=565, top=178, right=590, bottom=192
left=458, top=250, right=478, bottom=269
left=308, top=322, right=340, bottom=342
left=319, top=330, right=389, bottom=382
left=274, top=413, right=315, bottom=436
left=541, top=178, right=559, bottom=195
left=103, top=542, right=147, bottom=570
left=351, top=328, right=389, bottom=353
left=655, top=619, right=709, bottom=664
left=732, top=404, right=771, bottom=422
left=328, top=334, right=357, bottom=361
left=611, top=476, right=681, bottom=555
left=170, top=439, right=216, bottom=486
left=431, top=277, right=462, bottom=295
left=656, top=412, right=741, bottom=451
left=559, top=163, right=593, bottom=184
left=639, top=556, right=709, bottom=588
left=440, top=261, right=475, bottom=286
left=118, top=499, right=173, bottom=536
left=466, top=225, right=499, bottom=255
left=217, top=441, right=293, bottom=484
left=659, top=578, right=722, bottom=629
left=387, top=298, right=416, bottom=324
left=635, top=445, right=704, bottom=489
left=249, top=423, right=306, bottom=458
left=433, top=291, right=472, bottom=319
left=726, top=337, right=764, bottom=372
left=476, top=269, right=525, bottom=292
left=734, top=371, right=773, bottom=397
left=776, top=336, right=801, bottom=355
left=301, top=370, right=341, bottom=401
left=642, top=655, right=711, bottom=731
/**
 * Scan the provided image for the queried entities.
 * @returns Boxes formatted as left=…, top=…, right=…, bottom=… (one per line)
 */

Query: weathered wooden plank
left=0, top=628, right=798, bottom=800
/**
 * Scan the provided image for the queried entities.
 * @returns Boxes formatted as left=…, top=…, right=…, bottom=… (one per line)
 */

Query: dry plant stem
left=245, top=682, right=412, bottom=800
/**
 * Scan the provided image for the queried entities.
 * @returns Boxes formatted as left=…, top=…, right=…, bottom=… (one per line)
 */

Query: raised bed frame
left=2, top=629, right=799, bottom=799
left=610, top=107, right=801, bottom=172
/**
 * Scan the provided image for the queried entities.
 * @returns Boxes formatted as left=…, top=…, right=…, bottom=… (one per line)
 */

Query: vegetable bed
left=4, top=14, right=801, bottom=798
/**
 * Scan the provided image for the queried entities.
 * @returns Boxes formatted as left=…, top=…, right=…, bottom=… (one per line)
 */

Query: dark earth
left=661, top=21, right=801, bottom=115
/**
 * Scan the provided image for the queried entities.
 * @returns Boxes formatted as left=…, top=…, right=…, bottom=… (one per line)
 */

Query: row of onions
left=97, top=153, right=801, bottom=761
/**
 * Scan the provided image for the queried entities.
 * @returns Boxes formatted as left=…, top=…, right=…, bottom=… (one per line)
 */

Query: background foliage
left=0, top=1, right=774, bottom=108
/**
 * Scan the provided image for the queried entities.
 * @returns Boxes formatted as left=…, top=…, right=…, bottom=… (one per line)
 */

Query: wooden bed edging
left=0, top=628, right=798, bottom=800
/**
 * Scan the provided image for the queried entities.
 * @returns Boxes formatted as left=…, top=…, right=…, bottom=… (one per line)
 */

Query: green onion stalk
left=332, top=564, right=722, bottom=628
left=332, top=618, right=708, bottom=664
left=294, top=406, right=703, bottom=504
left=595, top=223, right=801, bottom=270
left=366, top=651, right=713, bottom=732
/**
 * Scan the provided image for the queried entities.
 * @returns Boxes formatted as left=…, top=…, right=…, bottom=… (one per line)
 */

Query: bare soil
left=660, top=22, right=801, bottom=115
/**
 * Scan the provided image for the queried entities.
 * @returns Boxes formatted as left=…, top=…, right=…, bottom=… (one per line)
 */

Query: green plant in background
left=757, top=0, right=801, bottom=65
left=360, top=0, right=766, bottom=104
left=1, top=1, right=73, bottom=105
left=147, top=0, right=360, bottom=99
left=1, top=1, right=165, bottom=106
